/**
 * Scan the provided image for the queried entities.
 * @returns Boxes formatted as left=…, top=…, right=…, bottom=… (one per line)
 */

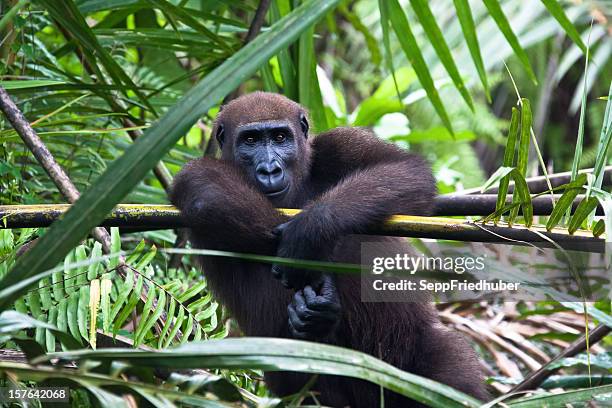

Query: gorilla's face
left=213, top=92, right=310, bottom=204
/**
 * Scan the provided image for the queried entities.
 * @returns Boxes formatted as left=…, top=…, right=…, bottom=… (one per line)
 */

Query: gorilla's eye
left=245, top=136, right=256, bottom=144
left=274, top=133, right=286, bottom=143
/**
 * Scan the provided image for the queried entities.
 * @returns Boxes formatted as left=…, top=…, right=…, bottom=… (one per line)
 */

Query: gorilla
left=170, top=92, right=488, bottom=407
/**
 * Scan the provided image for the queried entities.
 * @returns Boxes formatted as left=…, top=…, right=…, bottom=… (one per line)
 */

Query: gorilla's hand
left=288, top=275, right=341, bottom=341
left=271, top=215, right=334, bottom=289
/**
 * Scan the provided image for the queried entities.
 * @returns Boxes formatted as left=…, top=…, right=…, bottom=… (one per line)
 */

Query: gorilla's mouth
left=264, top=184, right=289, bottom=198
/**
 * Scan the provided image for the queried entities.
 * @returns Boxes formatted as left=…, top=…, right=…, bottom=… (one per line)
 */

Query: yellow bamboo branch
left=0, top=204, right=604, bottom=252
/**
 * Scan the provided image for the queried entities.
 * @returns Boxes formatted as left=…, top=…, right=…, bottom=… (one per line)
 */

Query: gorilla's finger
left=303, top=285, right=317, bottom=303
left=293, top=290, right=307, bottom=312
left=288, top=304, right=307, bottom=330
left=320, top=275, right=339, bottom=301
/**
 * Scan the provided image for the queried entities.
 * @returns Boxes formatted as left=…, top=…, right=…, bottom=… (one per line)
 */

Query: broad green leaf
left=507, top=384, right=612, bottom=407
left=452, top=0, right=490, bottom=102
left=541, top=0, right=587, bottom=53
left=47, top=338, right=482, bottom=407
left=482, top=0, right=537, bottom=83
left=386, top=0, right=453, bottom=134
left=409, top=0, right=473, bottom=110
left=298, top=26, right=329, bottom=131
left=270, top=0, right=298, bottom=100
left=1, top=0, right=342, bottom=310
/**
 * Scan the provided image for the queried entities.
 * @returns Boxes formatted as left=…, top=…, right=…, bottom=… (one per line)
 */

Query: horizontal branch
left=0, top=204, right=604, bottom=252
left=450, top=166, right=612, bottom=195
left=435, top=194, right=602, bottom=216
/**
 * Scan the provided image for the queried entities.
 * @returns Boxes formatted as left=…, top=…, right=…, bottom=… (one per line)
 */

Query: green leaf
left=0, top=0, right=341, bottom=311
left=158, top=298, right=176, bottom=348
left=109, top=267, right=134, bottom=323
left=0, top=0, right=28, bottom=32
left=113, top=273, right=143, bottom=334
left=100, top=277, right=112, bottom=333
left=408, top=0, right=473, bottom=110
left=540, top=0, right=587, bottom=53
left=481, top=166, right=515, bottom=193
left=46, top=338, right=481, bottom=407
left=482, top=0, right=537, bottom=83
left=134, top=286, right=157, bottom=346
left=593, top=82, right=612, bottom=189
left=37, top=0, right=155, bottom=113
left=163, top=306, right=185, bottom=348
left=593, top=219, right=605, bottom=237
left=568, top=197, right=599, bottom=234
left=0, top=310, right=80, bottom=350
left=495, top=107, right=520, bottom=221
left=510, top=99, right=532, bottom=222
left=546, top=173, right=587, bottom=231
left=108, top=227, right=121, bottom=270
left=77, top=286, right=89, bottom=342
left=452, top=0, right=490, bottom=102
left=507, top=384, right=612, bottom=407
left=377, top=0, right=402, bottom=103
left=510, top=170, right=533, bottom=227
left=298, top=26, right=329, bottom=131
left=385, top=0, right=453, bottom=134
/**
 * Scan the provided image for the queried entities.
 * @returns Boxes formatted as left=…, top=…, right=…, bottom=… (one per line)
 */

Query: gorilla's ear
left=215, top=123, right=225, bottom=148
left=300, top=113, right=309, bottom=139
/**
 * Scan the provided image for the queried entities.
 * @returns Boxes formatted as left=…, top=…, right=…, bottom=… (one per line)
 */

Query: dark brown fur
left=170, top=92, right=489, bottom=407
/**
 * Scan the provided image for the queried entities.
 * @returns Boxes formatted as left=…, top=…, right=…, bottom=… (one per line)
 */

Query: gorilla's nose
left=255, top=161, right=285, bottom=193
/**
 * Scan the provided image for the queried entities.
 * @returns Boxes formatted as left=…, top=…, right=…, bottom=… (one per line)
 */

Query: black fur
left=170, top=92, right=489, bottom=407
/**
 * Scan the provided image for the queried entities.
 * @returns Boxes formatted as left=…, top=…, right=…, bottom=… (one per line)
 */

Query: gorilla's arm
left=170, top=157, right=287, bottom=253
left=273, top=127, right=436, bottom=289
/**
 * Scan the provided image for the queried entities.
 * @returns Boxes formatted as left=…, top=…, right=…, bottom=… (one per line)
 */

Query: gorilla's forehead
left=219, top=92, right=304, bottom=127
